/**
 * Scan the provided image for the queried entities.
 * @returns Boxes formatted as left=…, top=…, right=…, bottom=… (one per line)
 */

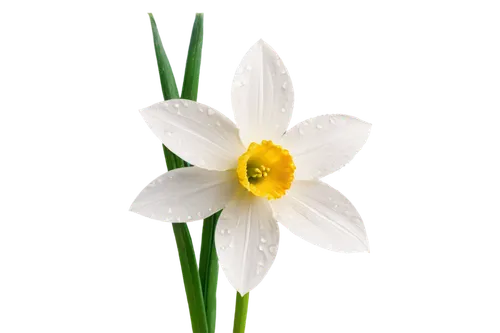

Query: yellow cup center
left=237, top=140, right=296, bottom=200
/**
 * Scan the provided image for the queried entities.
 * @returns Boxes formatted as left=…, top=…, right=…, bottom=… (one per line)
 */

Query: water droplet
left=219, top=245, right=227, bottom=251
left=208, top=208, right=213, bottom=212
left=187, top=215, right=192, bottom=220
left=166, top=131, right=173, bottom=136
left=197, top=212, right=202, bottom=217
left=182, top=101, right=189, bottom=107
left=281, top=107, right=286, bottom=113
left=329, top=117, right=336, bottom=124
left=258, top=244, right=264, bottom=251
left=298, top=128, right=305, bottom=135
left=260, top=237, right=267, bottom=243
left=220, top=229, right=225, bottom=235
left=269, top=245, right=278, bottom=255
left=174, top=103, right=180, bottom=108
left=282, top=82, right=288, bottom=90
left=216, top=121, right=221, bottom=127
left=316, top=124, right=323, bottom=129
left=198, top=107, right=205, bottom=113
left=207, top=108, right=215, bottom=116
left=245, top=65, right=252, bottom=71
left=168, top=207, right=172, bottom=213
left=234, top=80, right=245, bottom=87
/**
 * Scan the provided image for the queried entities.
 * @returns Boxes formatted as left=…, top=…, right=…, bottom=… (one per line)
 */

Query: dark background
left=108, top=3, right=398, bottom=332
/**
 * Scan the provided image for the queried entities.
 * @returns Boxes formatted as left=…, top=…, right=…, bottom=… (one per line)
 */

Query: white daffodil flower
left=131, top=40, right=371, bottom=295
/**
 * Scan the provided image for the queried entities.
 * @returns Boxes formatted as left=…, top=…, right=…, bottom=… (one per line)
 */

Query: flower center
left=237, top=140, right=296, bottom=200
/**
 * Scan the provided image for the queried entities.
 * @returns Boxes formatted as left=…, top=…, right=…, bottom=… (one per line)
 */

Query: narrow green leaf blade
left=149, top=13, right=180, bottom=101
left=171, top=224, right=208, bottom=333
left=199, top=211, right=221, bottom=333
left=233, top=292, right=250, bottom=333
left=181, top=13, right=204, bottom=101
left=161, top=146, right=208, bottom=333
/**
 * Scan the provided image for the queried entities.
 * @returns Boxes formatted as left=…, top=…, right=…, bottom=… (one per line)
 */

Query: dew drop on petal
left=269, top=245, right=278, bottom=255
left=207, top=108, right=215, bottom=116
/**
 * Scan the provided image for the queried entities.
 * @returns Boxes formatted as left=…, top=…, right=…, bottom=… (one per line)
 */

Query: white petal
left=231, top=40, right=294, bottom=147
left=130, top=167, right=239, bottom=222
left=140, top=99, right=245, bottom=170
left=215, top=192, right=279, bottom=295
left=280, top=115, right=371, bottom=179
left=270, top=180, right=368, bottom=252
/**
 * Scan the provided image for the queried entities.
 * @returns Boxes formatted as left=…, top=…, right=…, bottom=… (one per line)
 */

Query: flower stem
left=233, top=292, right=250, bottom=333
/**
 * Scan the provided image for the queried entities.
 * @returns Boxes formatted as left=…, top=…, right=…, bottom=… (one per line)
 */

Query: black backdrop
left=108, top=3, right=398, bottom=332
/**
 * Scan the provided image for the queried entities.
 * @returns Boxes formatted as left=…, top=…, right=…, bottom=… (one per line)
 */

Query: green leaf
left=233, top=292, right=250, bottom=333
left=146, top=11, right=180, bottom=100
left=181, top=13, right=204, bottom=101
left=171, top=224, right=208, bottom=333
left=161, top=147, right=208, bottom=333
left=199, top=211, right=221, bottom=333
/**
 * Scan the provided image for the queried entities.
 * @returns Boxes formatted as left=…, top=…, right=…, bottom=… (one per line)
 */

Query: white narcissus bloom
left=131, top=40, right=371, bottom=295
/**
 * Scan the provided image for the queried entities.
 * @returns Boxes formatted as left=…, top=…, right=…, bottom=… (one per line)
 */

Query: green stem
left=198, top=211, right=221, bottom=333
left=233, top=293, right=250, bottom=333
